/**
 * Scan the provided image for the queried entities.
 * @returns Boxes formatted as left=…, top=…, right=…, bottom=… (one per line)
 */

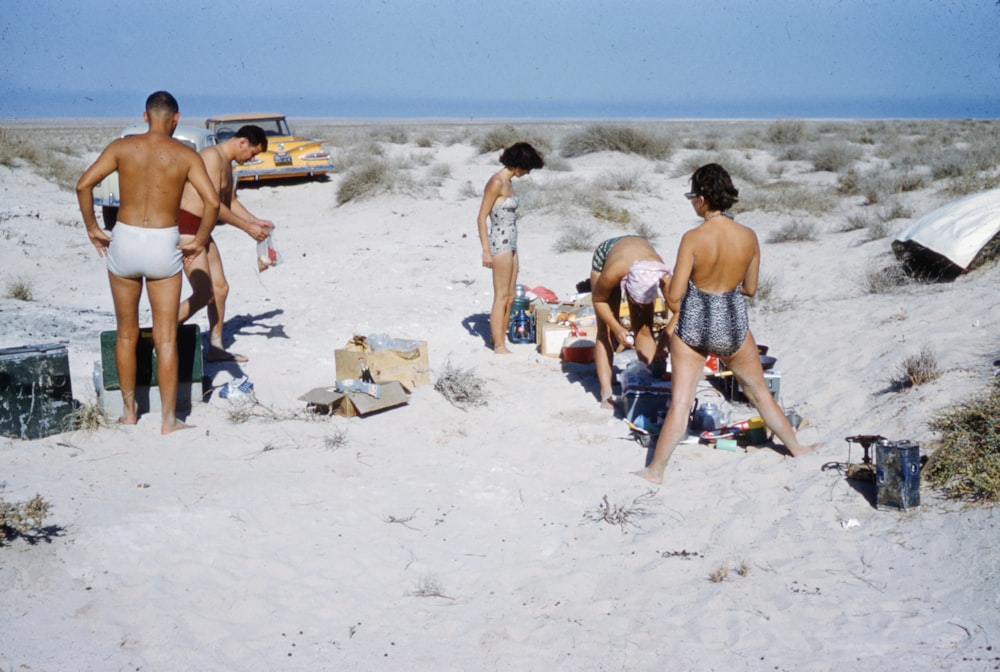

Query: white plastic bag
left=257, top=228, right=282, bottom=272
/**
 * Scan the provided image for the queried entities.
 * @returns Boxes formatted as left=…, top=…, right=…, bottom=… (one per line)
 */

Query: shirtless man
left=590, top=236, right=671, bottom=408
left=77, top=91, right=220, bottom=434
left=176, top=125, right=273, bottom=362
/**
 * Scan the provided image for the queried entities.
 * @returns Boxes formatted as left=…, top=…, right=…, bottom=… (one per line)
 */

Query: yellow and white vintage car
left=204, top=113, right=335, bottom=182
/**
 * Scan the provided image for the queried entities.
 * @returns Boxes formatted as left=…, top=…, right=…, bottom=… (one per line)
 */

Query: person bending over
left=590, top=235, right=671, bottom=408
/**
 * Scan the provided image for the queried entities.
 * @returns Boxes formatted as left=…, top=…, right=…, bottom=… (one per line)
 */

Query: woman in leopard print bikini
left=636, top=164, right=817, bottom=485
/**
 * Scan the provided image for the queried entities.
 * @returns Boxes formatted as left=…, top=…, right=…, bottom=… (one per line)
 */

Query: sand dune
left=1, top=119, right=998, bottom=671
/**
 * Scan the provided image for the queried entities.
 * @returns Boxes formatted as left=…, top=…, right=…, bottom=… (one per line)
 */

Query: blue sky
left=1, top=0, right=998, bottom=119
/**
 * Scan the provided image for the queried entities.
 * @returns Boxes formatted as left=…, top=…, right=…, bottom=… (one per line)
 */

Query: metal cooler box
left=0, top=343, right=75, bottom=439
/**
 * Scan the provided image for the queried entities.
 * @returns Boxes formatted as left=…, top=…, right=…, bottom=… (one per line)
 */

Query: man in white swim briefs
left=77, top=91, right=220, bottom=435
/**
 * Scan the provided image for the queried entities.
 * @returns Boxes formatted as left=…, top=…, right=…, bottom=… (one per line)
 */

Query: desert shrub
left=0, top=127, right=90, bottom=190
left=5, top=278, right=33, bottom=301
left=1, top=489, right=52, bottom=545
left=629, top=219, right=659, bottom=242
left=924, top=376, right=1000, bottom=501
left=589, top=198, right=631, bottom=225
left=766, top=119, right=810, bottom=147
left=369, top=126, right=409, bottom=144
left=863, top=260, right=909, bottom=294
left=943, top=171, right=1000, bottom=198
left=745, top=272, right=775, bottom=307
left=892, top=346, right=940, bottom=389
left=414, top=134, right=436, bottom=148
left=476, top=125, right=552, bottom=155
left=554, top=223, right=598, bottom=253
left=336, top=159, right=414, bottom=205
left=561, top=124, right=672, bottom=160
left=424, top=162, right=451, bottom=187
left=810, top=141, right=862, bottom=173
left=744, top=182, right=836, bottom=216
left=845, top=202, right=909, bottom=241
left=593, top=168, right=648, bottom=193
left=435, top=361, right=488, bottom=409
left=841, top=211, right=873, bottom=232
left=458, top=180, right=479, bottom=199
left=674, top=152, right=765, bottom=186
left=766, top=221, right=818, bottom=243
left=837, top=168, right=915, bottom=205
left=542, top=154, right=572, bottom=172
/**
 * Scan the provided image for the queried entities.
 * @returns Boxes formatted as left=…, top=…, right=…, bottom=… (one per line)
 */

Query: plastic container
left=747, top=416, right=767, bottom=444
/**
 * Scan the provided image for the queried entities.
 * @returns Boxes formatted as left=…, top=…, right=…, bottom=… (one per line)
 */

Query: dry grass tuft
left=745, top=273, right=776, bottom=308
left=708, top=565, right=730, bottom=583
left=582, top=490, right=656, bottom=535
left=589, top=198, right=631, bottom=225
left=892, top=346, right=941, bottom=390
left=324, top=428, right=349, bottom=450
left=924, top=376, right=1000, bottom=501
left=475, top=125, right=552, bottom=155
left=766, top=221, right=819, bottom=243
left=5, top=278, right=34, bottom=301
left=336, top=159, right=415, bottom=205
left=863, top=260, right=909, bottom=294
left=66, top=399, right=112, bottom=432
left=1, top=490, right=52, bottom=543
left=434, top=361, right=488, bottom=409
left=553, top=223, right=598, bottom=253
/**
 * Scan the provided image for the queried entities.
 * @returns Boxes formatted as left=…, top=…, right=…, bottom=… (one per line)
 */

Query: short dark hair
left=236, top=125, right=268, bottom=152
left=145, top=91, right=179, bottom=117
left=499, top=142, right=545, bottom=171
left=690, top=163, right=739, bottom=211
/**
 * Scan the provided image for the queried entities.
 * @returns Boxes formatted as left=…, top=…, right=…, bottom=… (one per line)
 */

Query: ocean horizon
left=1, top=88, right=998, bottom=121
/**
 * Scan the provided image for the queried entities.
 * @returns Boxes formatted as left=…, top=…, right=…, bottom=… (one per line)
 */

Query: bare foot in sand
left=118, top=399, right=138, bottom=425
left=494, top=346, right=512, bottom=354
left=787, top=442, right=822, bottom=457
left=633, top=468, right=663, bottom=485
left=162, top=418, right=194, bottom=435
left=207, top=345, right=248, bottom=363
left=600, top=396, right=616, bottom=410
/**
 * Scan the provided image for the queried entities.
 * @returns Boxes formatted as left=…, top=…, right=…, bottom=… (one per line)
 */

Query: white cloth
left=894, top=189, right=1000, bottom=269
left=624, top=260, right=671, bottom=304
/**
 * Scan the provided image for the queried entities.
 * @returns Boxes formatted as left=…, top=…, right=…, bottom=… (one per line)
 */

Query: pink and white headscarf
left=624, top=261, right=671, bottom=304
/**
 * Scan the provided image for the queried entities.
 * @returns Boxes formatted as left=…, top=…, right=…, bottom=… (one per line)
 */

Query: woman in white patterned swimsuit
left=476, top=142, right=545, bottom=353
left=636, top=163, right=817, bottom=485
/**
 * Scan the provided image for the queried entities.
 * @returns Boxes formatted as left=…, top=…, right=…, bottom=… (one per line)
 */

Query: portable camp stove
left=844, top=434, right=884, bottom=482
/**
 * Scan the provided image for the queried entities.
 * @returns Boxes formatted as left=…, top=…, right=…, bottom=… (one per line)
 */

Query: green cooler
left=94, top=324, right=204, bottom=415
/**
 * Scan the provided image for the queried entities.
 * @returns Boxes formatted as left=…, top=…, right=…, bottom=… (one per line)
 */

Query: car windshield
left=212, top=117, right=291, bottom=140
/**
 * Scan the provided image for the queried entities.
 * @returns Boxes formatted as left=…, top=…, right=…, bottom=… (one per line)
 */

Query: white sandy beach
left=1, top=119, right=999, bottom=671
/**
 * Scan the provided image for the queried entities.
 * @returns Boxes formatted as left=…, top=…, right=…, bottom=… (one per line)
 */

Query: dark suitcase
left=0, top=343, right=74, bottom=440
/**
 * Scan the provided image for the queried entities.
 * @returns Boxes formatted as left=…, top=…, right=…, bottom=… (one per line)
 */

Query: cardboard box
left=535, top=307, right=596, bottom=358
left=334, top=338, right=429, bottom=390
left=299, top=380, right=410, bottom=417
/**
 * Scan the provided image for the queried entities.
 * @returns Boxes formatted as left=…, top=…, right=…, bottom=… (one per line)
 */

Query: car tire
left=102, top=206, right=119, bottom=231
